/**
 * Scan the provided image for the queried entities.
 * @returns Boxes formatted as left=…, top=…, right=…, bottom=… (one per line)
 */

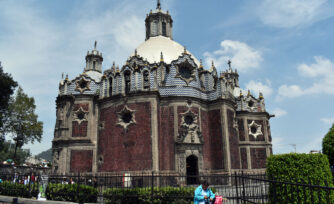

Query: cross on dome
left=227, top=60, right=232, bottom=69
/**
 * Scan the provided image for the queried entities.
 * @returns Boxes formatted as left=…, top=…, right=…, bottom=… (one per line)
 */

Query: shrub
left=46, top=183, right=98, bottom=203
left=0, top=181, right=39, bottom=198
left=266, top=153, right=334, bottom=203
left=103, top=187, right=203, bottom=204
left=103, top=186, right=215, bottom=204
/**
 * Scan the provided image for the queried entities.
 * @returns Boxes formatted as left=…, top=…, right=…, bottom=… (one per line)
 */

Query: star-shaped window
left=75, top=77, right=91, bottom=94
left=248, top=121, right=262, bottom=138
left=116, top=106, right=136, bottom=130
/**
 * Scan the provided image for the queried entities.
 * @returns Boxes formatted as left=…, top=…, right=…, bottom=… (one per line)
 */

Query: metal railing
left=1, top=171, right=334, bottom=203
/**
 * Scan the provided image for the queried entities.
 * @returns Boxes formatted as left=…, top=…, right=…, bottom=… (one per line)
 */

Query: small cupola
left=84, top=41, right=103, bottom=73
left=224, top=60, right=239, bottom=87
left=145, top=0, right=173, bottom=40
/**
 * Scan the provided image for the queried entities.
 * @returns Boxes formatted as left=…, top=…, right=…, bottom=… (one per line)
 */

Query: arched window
left=162, top=22, right=166, bottom=36
left=151, top=21, right=158, bottom=36
left=124, top=71, right=131, bottom=94
left=143, top=70, right=150, bottom=89
left=109, top=77, right=113, bottom=96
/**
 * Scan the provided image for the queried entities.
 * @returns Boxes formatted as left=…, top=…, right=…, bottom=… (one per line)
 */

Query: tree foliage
left=322, top=123, right=334, bottom=166
left=7, top=87, right=43, bottom=159
left=0, top=64, right=17, bottom=143
left=36, top=148, right=52, bottom=162
left=0, top=140, right=30, bottom=165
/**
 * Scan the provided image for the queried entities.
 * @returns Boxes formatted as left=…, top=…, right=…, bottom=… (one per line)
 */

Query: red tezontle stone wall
left=98, top=102, right=152, bottom=172
left=70, top=150, right=93, bottom=172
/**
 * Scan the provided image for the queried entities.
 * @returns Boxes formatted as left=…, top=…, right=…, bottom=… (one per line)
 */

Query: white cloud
left=277, top=56, right=334, bottom=100
left=258, top=0, right=334, bottom=28
left=321, top=118, right=334, bottom=125
left=245, top=80, right=273, bottom=98
left=203, top=40, right=263, bottom=73
left=277, top=84, right=305, bottom=99
left=272, top=108, right=287, bottom=118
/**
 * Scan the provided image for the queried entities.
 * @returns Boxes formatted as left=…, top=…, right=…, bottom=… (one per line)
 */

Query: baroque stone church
left=52, top=1, right=273, bottom=175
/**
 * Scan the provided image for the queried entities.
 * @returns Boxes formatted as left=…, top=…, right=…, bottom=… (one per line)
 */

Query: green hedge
left=46, top=183, right=98, bottom=203
left=0, top=181, right=39, bottom=198
left=266, top=153, right=334, bottom=203
left=103, top=187, right=215, bottom=204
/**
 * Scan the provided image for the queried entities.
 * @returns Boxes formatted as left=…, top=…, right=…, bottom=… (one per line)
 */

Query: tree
left=0, top=140, right=31, bottom=165
left=7, top=87, right=43, bottom=159
left=322, top=123, right=334, bottom=166
left=0, top=63, right=18, bottom=144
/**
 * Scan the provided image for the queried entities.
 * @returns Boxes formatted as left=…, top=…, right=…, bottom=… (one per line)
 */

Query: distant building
left=52, top=2, right=273, bottom=177
left=25, top=156, right=41, bottom=165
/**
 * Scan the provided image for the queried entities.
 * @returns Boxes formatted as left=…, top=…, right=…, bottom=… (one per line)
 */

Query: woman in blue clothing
left=194, top=180, right=215, bottom=204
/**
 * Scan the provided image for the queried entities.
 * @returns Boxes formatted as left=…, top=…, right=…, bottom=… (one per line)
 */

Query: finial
left=135, top=49, right=137, bottom=56
left=211, top=60, right=215, bottom=68
left=157, top=0, right=161, bottom=10
left=227, top=59, right=232, bottom=69
left=259, top=92, right=264, bottom=99
left=116, top=65, right=120, bottom=73
left=62, top=73, right=64, bottom=79
left=247, top=90, right=251, bottom=97
left=240, top=90, right=243, bottom=97
left=94, top=41, right=97, bottom=50
left=183, top=46, right=187, bottom=54
left=199, top=59, right=203, bottom=69
left=160, top=52, right=164, bottom=62
left=65, top=74, right=68, bottom=80
left=112, top=61, right=116, bottom=71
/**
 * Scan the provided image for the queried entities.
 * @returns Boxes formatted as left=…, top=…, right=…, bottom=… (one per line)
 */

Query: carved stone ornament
left=175, top=60, right=196, bottom=85
left=116, top=106, right=136, bottom=130
left=75, top=77, right=91, bottom=94
left=248, top=120, right=262, bottom=138
left=177, top=110, right=203, bottom=144
left=73, top=107, right=88, bottom=125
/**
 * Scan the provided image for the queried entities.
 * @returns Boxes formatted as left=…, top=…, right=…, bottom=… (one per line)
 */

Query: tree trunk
left=13, top=140, right=18, bottom=160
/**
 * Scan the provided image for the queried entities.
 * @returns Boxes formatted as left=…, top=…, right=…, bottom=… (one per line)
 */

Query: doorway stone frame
left=175, top=144, right=203, bottom=175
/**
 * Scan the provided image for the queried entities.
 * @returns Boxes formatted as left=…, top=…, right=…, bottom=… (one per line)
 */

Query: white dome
left=132, top=36, right=200, bottom=66
left=85, top=70, right=103, bottom=82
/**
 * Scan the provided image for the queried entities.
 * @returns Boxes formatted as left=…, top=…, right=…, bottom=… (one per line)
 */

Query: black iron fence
left=1, top=171, right=334, bottom=203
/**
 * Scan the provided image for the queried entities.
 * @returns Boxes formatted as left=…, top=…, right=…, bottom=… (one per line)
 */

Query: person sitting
left=194, top=180, right=215, bottom=204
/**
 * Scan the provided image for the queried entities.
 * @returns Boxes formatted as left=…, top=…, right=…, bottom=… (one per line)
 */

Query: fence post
left=28, top=170, right=32, bottom=197
left=325, top=180, right=330, bottom=202
left=77, top=172, right=80, bottom=204
left=151, top=171, right=154, bottom=203
left=241, top=171, right=246, bottom=202
left=234, top=172, right=239, bottom=204
left=301, top=179, right=307, bottom=203
left=309, top=178, right=314, bottom=204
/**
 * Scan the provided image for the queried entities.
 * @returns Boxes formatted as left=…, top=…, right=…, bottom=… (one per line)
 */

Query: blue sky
left=1, top=0, right=334, bottom=155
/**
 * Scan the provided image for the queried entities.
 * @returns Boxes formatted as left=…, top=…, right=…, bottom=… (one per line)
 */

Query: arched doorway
left=186, top=155, right=199, bottom=185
